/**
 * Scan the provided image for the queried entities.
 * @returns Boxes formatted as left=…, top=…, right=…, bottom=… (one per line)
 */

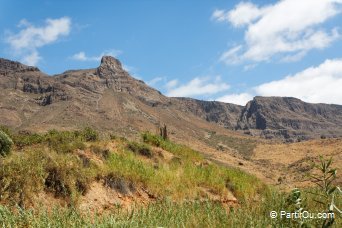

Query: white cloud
left=214, top=0, right=342, bottom=64
left=217, top=93, right=253, bottom=106
left=21, top=50, right=41, bottom=67
left=147, top=77, right=164, bottom=86
left=165, top=79, right=178, bottom=90
left=211, top=9, right=227, bottom=22
left=5, top=17, right=71, bottom=65
left=71, top=49, right=122, bottom=62
left=227, top=2, right=267, bottom=27
left=122, top=64, right=135, bottom=73
left=280, top=50, right=307, bottom=63
left=217, top=58, right=342, bottom=105
left=254, top=59, right=342, bottom=104
left=71, top=51, right=87, bottom=61
left=219, top=45, right=242, bottom=64
left=243, top=63, right=257, bottom=71
left=166, top=77, right=230, bottom=97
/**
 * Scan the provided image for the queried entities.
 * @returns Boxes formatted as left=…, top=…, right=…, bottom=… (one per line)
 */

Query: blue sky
left=1, top=0, right=342, bottom=105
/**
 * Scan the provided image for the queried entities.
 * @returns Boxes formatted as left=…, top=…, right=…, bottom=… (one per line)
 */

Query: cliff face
left=236, top=97, right=342, bottom=141
left=0, top=56, right=341, bottom=142
left=173, top=98, right=243, bottom=130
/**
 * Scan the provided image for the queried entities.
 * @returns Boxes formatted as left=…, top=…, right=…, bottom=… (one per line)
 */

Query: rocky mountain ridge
left=0, top=56, right=341, bottom=142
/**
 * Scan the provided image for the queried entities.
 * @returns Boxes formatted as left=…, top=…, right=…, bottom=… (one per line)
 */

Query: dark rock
left=0, top=58, right=39, bottom=73
left=236, top=97, right=342, bottom=141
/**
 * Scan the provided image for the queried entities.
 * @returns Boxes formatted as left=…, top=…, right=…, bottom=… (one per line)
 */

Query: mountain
left=236, top=96, right=342, bottom=141
left=0, top=56, right=341, bottom=143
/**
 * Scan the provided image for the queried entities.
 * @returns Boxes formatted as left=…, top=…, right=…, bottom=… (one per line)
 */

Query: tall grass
left=0, top=199, right=276, bottom=227
left=1, top=130, right=339, bottom=227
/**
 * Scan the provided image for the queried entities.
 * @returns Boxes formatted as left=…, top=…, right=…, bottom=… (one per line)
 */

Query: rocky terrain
left=236, top=96, right=342, bottom=141
left=0, top=56, right=341, bottom=143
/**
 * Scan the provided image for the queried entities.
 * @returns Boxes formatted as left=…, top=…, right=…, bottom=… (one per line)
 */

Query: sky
left=1, top=0, right=342, bottom=105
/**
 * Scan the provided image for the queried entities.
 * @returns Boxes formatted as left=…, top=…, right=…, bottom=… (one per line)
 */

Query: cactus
left=159, top=124, right=168, bottom=140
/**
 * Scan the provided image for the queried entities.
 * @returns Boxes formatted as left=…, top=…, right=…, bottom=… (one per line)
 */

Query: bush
left=13, top=132, right=44, bottom=148
left=0, top=150, right=46, bottom=207
left=0, top=130, right=13, bottom=156
left=127, top=141, right=153, bottom=158
left=44, top=153, right=92, bottom=200
left=142, top=132, right=161, bottom=147
left=81, top=127, right=99, bottom=142
left=44, top=130, right=85, bottom=153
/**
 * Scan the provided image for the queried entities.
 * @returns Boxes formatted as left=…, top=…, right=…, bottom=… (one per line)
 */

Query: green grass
left=142, top=132, right=203, bottom=161
left=0, top=129, right=340, bottom=227
left=0, top=199, right=282, bottom=227
left=0, top=149, right=97, bottom=207
left=0, top=189, right=340, bottom=227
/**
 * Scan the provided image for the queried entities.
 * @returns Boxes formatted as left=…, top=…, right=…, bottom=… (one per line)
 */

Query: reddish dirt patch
left=78, top=181, right=153, bottom=214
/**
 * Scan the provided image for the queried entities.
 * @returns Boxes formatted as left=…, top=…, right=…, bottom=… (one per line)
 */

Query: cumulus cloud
left=213, top=0, right=342, bottom=64
left=71, top=49, right=122, bottom=62
left=254, top=58, right=342, bottom=104
left=213, top=2, right=268, bottom=27
left=5, top=17, right=71, bottom=65
left=166, top=76, right=229, bottom=97
left=217, top=58, right=342, bottom=105
left=217, top=93, right=253, bottom=106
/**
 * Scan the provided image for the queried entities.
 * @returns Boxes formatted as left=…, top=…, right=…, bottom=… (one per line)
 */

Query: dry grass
left=252, top=138, right=342, bottom=189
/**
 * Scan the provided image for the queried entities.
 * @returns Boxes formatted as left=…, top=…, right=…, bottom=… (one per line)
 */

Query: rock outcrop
left=0, top=58, right=39, bottom=74
left=236, top=97, right=342, bottom=141
left=0, top=56, right=341, bottom=141
left=174, top=97, right=243, bottom=130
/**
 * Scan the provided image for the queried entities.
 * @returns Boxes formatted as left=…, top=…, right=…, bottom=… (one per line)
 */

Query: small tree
left=286, top=156, right=341, bottom=228
left=0, top=130, right=13, bottom=156
left=81, top=127, right=99, bottom=142
left=310, top=156, right=341, bottom=227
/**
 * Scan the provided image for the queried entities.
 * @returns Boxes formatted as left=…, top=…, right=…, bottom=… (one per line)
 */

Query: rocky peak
left=0, top=58, right=39, bottom=74
left=100, top=56, right=123, bottom=69
left=96, top=56, right=125, bottom=78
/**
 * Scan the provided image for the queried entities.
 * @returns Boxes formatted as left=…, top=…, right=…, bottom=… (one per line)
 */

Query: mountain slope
left=236, top=96, right=342, bottom=141
left=0, top=56, right=341, bottom=143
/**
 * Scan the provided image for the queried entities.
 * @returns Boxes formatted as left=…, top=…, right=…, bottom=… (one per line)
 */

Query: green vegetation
left=0, top=130, right=13, bottom=156
left=0, top=128, right=340, bottom=227
left=0, top=149, right=96, bottom=207
left=142, top=132, right=203, bottom=161
left=286, top=156, right=341, bottom=227
left=126, top=141, right=153, bottom=158
left=0, top=198, right=287, bottom=227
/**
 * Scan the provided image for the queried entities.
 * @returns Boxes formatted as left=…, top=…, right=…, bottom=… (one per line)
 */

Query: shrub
left=13, top=132, right=43, bottom=148
left=0, top=150, right=46, bottom=207
left=285, top=156, right=341, bottom=228
left=44, top=130, right=85, bottom=153
left=142, top=132, right=161, bottom=147
left=81, top=127, right=99, bottom=142
left=44, top=153, right=92, bottom=200
left=0, top=126, right=12, bottom=137
left=127, top=141, right=153, bottom=158
left=0, top=130, right=13, bottom=156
